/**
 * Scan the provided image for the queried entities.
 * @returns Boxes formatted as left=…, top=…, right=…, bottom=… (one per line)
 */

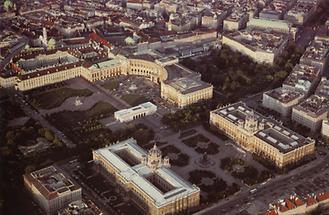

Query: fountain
left=195, top=152, right=215, bottom=168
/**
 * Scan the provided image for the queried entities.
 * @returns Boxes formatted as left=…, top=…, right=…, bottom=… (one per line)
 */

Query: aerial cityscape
left=0, top=0, right=329, bottom=214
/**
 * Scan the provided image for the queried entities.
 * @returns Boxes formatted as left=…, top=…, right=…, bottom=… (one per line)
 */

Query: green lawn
left=30, top=87, right=93, bottom=109
left=85, top=101, right=117, bottom=118
left=121, top=94, right=149, bottom=106
left=102, top=79, right=119, bottom=91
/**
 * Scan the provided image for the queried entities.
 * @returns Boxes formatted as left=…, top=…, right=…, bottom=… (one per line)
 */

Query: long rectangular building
left=93, top=138, right=200, bottom=215
left=221, top=29, right=290, bottom=64
left=210, top=102, right=315, bottom=168
left=114, top=102, right=157, bottom=122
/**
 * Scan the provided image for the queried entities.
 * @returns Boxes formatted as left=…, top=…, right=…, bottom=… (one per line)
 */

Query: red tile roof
left=279, top=205, right=289, bottom=212
left=263, top=209, right=278, bottom=215
left=89, top=32, right=112, bottom=48
left=306, top=196, right=317, bottom=206
left=285, top=199, right=296, bottom=210
left=317, top=192, right=329, bottom=202
left=294, top=197, right=305, bottom=207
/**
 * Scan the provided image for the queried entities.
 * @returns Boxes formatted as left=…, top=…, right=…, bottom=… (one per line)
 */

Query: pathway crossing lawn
left=30, top=87, right=93, bottom=109
left=102, top=79, right=119, bottom=91
left=121, top=94, right=149, bottom=106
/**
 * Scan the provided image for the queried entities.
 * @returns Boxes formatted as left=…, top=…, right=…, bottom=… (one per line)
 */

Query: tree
left=4, top=0, right=13, bottom=12
left=44, top=129, right=54, bottom=141
left=53, top=136, right=62, bottom=146
left=274, top=70, right=288, bottom=80
left=0, top=146, right=12, bottom=156
left=25, top=165, right=36, bottom=173
left=266, top=75, right=274, bottom=81
left=5, top=131, right=15, bottom=145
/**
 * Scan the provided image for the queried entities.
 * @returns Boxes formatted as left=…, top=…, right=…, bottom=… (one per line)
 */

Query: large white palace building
left=0, top=48, right=213, bottom=108
left=93, top=138, right=200, bottom=215
left=210, top=102, right=315, bottom=168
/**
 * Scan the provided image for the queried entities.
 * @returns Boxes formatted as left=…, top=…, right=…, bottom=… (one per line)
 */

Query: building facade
left=23, top=166, right=82, bottom=215
left=262, top=87, right=305, bottom=117
left=210, top=102, right=315, bottom=168
left=292, top=95, right=329, bottom=132
left=93, top=138, right=200, bottom=215
left=114, top=102, right=157, bottom=122
left=1, top=48, right=212, bottom=108
left=161, top=76, right=213, bottom=108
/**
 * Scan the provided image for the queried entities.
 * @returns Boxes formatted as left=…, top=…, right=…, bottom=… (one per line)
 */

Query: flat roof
left=293, top=95, right=329, bottom=117
left=264, top=87, right=305, bottom=104
left=315, top=78, right=329, bottom=99
left=165, top=76, right=212, bottom=94
left=224, top=28, right=289, bottom=52
left=114, top=102, right=156, bottom=118
left=212, top=102, right=314, bottom=153
left=24, top=166, right=80, bottom=200
left=283, top=63, right=320, bottom=93
left=93, top=138, right=199, bottom=207
left=89, top=58, right=121, bottom=70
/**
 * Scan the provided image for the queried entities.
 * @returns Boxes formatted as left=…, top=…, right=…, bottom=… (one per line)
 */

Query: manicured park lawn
left=86, top=101, right=117, bottom=119
left=121, top=94, right=148, bottom=106
left=30, top=87, right=93, bottom=109
left=102, top=79, right=119, bottom=91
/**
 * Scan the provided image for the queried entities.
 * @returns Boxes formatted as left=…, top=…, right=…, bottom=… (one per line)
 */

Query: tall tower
left=147, top=144, right=162, bottom=170
left=146, top=144, right=170, bottom=170
left=244, top=111, right=259, bottom=133
left=43, top=27, right=47, bottom=42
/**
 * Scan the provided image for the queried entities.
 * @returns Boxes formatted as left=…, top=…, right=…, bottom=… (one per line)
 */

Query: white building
left=114, top=102, right=157, bottom=122
left=223, top=12, right=249, bottom=31
left=292, top=95, right=329, bottom=132
left=321, top=120, right=329, bottom=138
left=221, top=29, right=290, bottom=65
left=263, top=87, right=305, bottom=117
left=92, top=138, right=200, bottom=215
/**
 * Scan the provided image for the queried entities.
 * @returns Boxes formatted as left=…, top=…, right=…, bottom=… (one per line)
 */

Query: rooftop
left=165, top=76, right=212, bottom=94
left=283, top=63, right=320, bottom=93
left=301, top=40, right=329, bottom=63
left=93, top=138, right=199, bottom=208
left=114, top=102, right=157, bottom=118
left=264, top=87, right=305, bottom=104
left=225, top=29, right=289, bottom=52
left=315, top=78, right=329, bottom=98
left=264, top=191, right=329, bottom=215
left=212, top=102, right=314, bottom=153
left=293, top=95, right=329, bottom=117
left=24, top=166, right=80, bottom=200
left=286, top=0, right=316, bottom=16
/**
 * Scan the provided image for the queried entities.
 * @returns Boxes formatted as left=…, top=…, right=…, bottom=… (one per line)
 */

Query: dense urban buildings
left=1, top=0, right=329, bottom=214
left=264, top=191, right=329, bottom=215
left=93, top=138, right=200, bottom=215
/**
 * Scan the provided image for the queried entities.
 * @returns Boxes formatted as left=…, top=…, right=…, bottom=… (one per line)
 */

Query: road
left=55, top=160, right=115, bottom=215
left=295, top=26, right=315, bottom=50
left=194, top=153, right=329, bottom=215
